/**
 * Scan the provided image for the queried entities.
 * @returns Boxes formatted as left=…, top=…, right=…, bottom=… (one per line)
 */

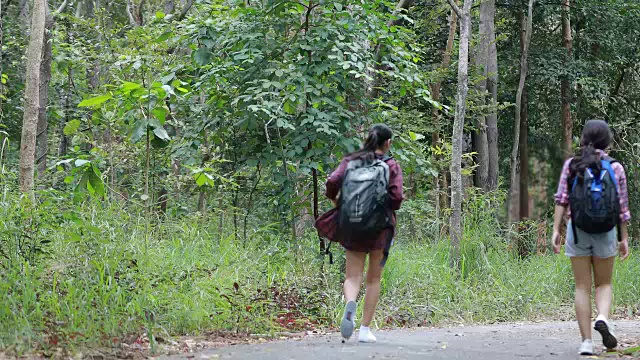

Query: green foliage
left=1, top=192, right=639, bottom=354
left=3, top=0, right=640, bottom=355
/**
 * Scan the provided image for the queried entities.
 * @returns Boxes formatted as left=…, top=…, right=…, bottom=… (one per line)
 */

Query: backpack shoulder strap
left=602, top=155, right=618, bottom=164
left=567, top=158, right=580, bottom=191
left=601, top=156, right=623, bottom=243
left=600, top=158, right=619, bottom=189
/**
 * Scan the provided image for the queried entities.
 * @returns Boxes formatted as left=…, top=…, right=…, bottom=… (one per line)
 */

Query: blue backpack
left=568, top=157, right=621, bottom=243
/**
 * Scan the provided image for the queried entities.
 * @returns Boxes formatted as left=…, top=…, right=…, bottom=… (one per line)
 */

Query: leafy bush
left=0, top=192, right=639, bottom=355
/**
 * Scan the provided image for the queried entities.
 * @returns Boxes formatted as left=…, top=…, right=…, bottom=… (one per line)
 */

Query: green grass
left=1, top=194, right=639, bottom=355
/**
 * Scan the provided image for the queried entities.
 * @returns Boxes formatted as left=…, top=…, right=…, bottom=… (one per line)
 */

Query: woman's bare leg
left=362, top=249, right=385, bottom=327
left=344, top=250, right=366, bottom=303
left=592, top=256, right=615, bottom=319
left=571, top=256, right=594, bottom=341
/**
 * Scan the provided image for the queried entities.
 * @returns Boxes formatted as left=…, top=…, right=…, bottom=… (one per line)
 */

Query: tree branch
left=176, top=0, right=193, bottom=21
left=126, top=0, right=137, bottom=26
left=447, top=0, right=462, bottom=18
left=55, top=0, right=69, bottom=15
left=137, top=0, right=146, bottom=25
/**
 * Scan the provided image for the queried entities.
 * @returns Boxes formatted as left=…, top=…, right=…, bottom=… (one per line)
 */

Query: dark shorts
left=340, top=228, right=394, bottom=253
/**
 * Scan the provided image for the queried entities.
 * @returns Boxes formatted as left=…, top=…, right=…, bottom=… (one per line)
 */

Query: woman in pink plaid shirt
left=551, top=120, right=630, bottom=356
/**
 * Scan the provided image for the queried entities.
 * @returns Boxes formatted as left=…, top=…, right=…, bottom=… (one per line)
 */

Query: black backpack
left=568, top=157, right=621, bottom=243
left=338, top=156, right=391, bottom=233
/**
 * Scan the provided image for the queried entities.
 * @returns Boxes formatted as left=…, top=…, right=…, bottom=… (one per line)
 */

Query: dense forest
left=1, top=0, right=639, bottom=356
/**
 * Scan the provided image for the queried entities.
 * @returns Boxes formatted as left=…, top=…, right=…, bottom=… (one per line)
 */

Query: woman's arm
left=388, top=160, right=404, bottom=210
left=552, top=205, right=566, bottom=254
left=619, top=221, right=629, bottom=261
left=326, top=158, right=348, bottom=201
left=613, top=162, right=630, bottom=260
left=552, top=159, right=572, bottom=254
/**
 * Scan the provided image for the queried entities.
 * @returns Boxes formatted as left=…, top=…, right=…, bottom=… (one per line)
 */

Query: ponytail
left=570, top=143, right=601, bottom=180
left=349, top=124, right=393, bottom=162
left=569, top=120, right=612, bottom=180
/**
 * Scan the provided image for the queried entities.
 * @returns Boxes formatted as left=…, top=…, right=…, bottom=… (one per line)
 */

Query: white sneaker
left=358, top=326, right=377, bottom=343
left=579, top=339, right=594, bottom=355
left=594, top=315, right=618, bottom=349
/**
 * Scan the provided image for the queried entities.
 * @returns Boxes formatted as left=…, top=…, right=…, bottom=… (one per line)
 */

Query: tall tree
left=446, top=0, right=473, bottom=265
left=508, top=0, right=534, bottom=227
left=0, top=0, right=6, bottom=127
left=36, top=7, right=52, bottom=178
left=36, top=0, right=69, bottom=178
left=560, top=0, right=572, bottom=158
left=20, top=0, right=46, bottom=194
left=519, top=85, right=529, bottom=219
left=484, top=0, right=499, bottom=191
left=431, top=6, right=457, bottom=219
left=472, top=0, right=491, bottom=191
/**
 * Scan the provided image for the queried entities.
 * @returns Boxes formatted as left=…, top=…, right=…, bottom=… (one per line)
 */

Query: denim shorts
left=565, top=221, right=617, bottom=258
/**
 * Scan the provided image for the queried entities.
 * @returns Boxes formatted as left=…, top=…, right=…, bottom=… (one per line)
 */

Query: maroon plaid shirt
left=315, top=154, right=404, bottom=252
left=554, top=151, right=631, bottom=223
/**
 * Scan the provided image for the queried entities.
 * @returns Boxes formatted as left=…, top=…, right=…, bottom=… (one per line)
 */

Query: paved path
left=164, top=321, right=640, bottom=360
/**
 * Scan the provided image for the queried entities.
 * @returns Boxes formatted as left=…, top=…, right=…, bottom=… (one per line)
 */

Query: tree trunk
left=408, top=171, right=416, bottom=239
left=36, top=10, right=53, bottom=179
left=472, top=124, right=489, bottom=190
left=126, top=0, right=145, bottom=26
left=58, top=67, right=72, bottom=157
left=519, top=85, right=529, bottom=220
left=446, top=0, right=472, bottom=266
left=75, top=0, right=94, bottom=18
left=157, top=187, right=168, bottom=215
left=20, top=0, right=46, bottom=195
left=176, top=0, right=192, bottom=21
left=164, top=0, right=174, bottom=14
left=472, top=0, right=491, bottom=191
left=485, top=0, right=499, bottom=191
left=198, top=190, right=206, bottom=212
left=19, top=0, right=29, bottom=29
left=198, top=128, right=210, bottom=214
left=431, top=6, right=457, bottom=221
left=508, top=0, right=535, bottom=228
left=218, top=196, right=224, bottom=240
left=198, top=93, right=209, bottom=213
left=561, top=0, right=572, bottom=158
left=244, top=166, right=261, bottom=244
left=0, top=0, right=5, bottom=134
left=144, top=127, right=150, bottom=197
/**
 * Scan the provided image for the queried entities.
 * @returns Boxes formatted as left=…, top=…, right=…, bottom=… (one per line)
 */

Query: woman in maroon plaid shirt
left=551, top=120, right=630, bottom=355
left=316, top=124, right=404, bottom=343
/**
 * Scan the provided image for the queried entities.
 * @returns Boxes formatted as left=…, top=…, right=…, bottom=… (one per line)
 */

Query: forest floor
left=159, top=321, right=640, bottom=360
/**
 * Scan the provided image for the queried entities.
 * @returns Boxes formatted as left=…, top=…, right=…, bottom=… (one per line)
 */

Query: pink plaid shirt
left=554, top=151, right=631, bottom=223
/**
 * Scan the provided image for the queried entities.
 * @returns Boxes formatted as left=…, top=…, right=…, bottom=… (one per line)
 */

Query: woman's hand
left=552, top=230, right=562, bottom=254
left=330, top=192, right=340, bottom=207
left=618, top=222, right=630, bottom=261
left=551, top=205, right=566, bottom=255
left=619, top=238, right=629, bottom=261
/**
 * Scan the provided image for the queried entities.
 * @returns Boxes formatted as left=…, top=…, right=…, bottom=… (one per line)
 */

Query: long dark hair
left=350, top=124, right=393, bottom=162
left=569, top=119, right=612, bottom=179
